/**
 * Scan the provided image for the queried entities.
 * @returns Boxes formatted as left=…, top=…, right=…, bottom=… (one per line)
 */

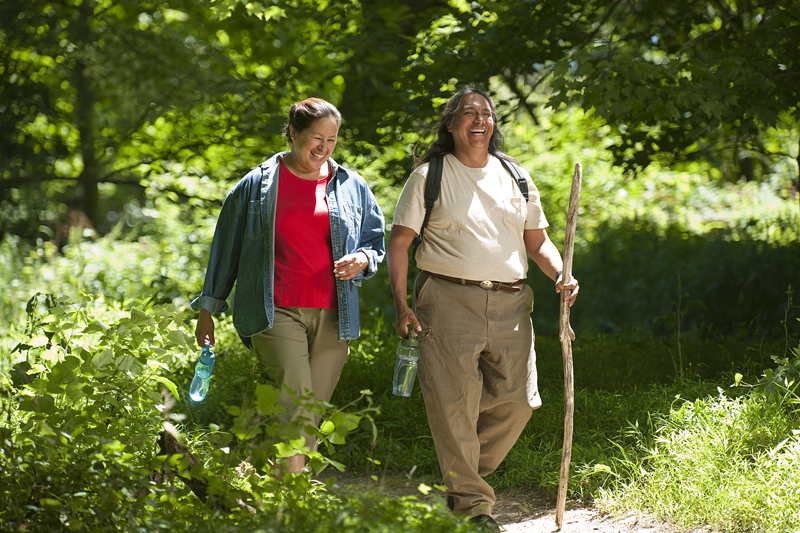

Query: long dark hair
left=283, top=97, right=341, bottom=139
left=414, top=86, right=516, bottom=168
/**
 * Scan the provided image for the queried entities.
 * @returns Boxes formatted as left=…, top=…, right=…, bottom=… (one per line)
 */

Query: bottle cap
left=406, top=329, right=419, bottom=347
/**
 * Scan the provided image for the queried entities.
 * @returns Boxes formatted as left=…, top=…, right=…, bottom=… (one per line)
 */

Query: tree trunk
left=73, top=5, right=99, bottom=226
left=796, top=135, right=799, bottom=216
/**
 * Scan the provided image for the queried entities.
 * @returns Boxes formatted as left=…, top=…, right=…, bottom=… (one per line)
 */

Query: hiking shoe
left=469, top=514, right=500, bottom=532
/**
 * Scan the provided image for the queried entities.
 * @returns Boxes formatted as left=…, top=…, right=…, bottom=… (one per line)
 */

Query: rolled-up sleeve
left=353, top=182, right=386, bottom=281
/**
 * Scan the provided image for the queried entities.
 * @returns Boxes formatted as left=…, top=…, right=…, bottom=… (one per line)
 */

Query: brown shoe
left=469, top=514, right=500, bottom=532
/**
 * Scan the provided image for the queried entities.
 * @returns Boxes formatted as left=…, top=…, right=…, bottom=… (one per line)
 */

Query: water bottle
left=190, top=341, right=215, bottom=402
left=393, top=330, right=420, bottom=397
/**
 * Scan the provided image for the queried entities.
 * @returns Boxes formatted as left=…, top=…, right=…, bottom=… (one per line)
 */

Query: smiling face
left=447, top=93, right=495, bottom=162
left=288, top=116, right=339, bottom=176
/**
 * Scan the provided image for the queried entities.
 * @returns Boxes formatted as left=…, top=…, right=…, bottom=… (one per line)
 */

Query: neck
left=282, top=153, right=329, bottom=180
left=452, top=148, right=490, bottom=168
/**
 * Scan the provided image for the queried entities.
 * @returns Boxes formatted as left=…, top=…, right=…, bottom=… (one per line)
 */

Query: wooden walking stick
left=555, top=163, right=582, bottom=530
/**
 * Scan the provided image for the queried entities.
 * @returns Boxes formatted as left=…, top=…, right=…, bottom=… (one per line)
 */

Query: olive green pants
left=250, top=307, right=348, bottom=452
left=414, top=272, right=540, bottom=517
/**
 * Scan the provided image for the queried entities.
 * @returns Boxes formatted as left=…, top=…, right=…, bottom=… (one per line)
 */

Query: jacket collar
left=260, top=151, right=341, bottom=178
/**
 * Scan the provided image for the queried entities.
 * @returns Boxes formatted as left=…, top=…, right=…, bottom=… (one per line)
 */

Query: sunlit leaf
left=153, top=376, right=181, bottom=401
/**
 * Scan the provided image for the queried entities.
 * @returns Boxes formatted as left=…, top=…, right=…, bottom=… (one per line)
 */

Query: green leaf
left=115, top=356, right=136, bottom=372
left=320, top=420, right=335, bottom=435
left=29, top=335, right=49, bottom=348
left=40, top=349, right=62, bottom=363
left=254, top=383, right=282, bottom=415
left=85, top=321, right=107, bottom=333
left=274, top=442, right=295, bottom=458
left=153, top=375, right=181, bottom=401
left=27, top=364, right=48, bottom=375
left=92, top=349, right=113, bottom=369
left=130, top=309, right=150, bottom=325
left=167, top=329, right=191, bottom=347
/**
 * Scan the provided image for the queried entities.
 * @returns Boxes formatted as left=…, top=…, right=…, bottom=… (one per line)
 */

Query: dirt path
left=331, top=473, right=715, bottom=533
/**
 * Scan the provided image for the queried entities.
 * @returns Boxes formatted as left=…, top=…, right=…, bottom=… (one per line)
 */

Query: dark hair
left=415, top=85, right=515, bottom=167
left=283, top=98, right=342, bottom=139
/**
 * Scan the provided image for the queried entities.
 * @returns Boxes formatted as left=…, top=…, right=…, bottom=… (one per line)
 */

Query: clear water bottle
left=393, top=330, right=419, bottom=397
left=190, top=341, right=215, bottom=402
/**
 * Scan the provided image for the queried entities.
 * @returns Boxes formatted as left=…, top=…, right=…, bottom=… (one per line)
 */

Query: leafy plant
left=755, top=286, right=800, bottom=402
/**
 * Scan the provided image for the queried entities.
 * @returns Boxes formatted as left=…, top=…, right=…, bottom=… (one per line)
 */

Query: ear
left=288, top=126, right=296, bottom=141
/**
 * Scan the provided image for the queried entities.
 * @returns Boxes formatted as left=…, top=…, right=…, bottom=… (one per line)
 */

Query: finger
left=397, top=321, right=409, bottom=337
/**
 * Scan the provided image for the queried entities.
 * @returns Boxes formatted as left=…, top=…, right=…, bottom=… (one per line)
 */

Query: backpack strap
left=411, top=155, right=528, bottom=258
left=412, top=154, right=444, bottom=257
left=499, top=158, right=529, bottom=202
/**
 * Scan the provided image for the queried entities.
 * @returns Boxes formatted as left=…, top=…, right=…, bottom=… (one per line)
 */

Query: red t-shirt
left=273, top=160, right=337, bottom=309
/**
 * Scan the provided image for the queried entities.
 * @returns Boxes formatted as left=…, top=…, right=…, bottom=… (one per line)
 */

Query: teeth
left=312, top=152, right=324, bottom=160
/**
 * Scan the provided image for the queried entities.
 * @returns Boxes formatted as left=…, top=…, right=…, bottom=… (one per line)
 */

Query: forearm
left=388, top=242, right=411, bottom=311
left=524, top=228, right=580, bottom=305
left=530, top=239, right=564, bottom=281
left=524, top=228, right=563, bottom=281
left=387, top=225, right=417, bottom=311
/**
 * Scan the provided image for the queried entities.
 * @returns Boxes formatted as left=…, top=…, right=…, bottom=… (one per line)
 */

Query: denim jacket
left=191, top=152, right=386, bottom=341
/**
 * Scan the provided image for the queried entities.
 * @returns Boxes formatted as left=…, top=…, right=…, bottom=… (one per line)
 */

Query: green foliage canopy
left=2, top=0, right=798, bottom=238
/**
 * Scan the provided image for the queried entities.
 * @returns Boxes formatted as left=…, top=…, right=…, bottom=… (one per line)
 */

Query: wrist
left=554, top=271, right=562, bottom=284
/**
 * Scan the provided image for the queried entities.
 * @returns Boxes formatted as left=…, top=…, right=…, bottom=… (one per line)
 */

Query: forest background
left=1, top=0, right=799, bottom=532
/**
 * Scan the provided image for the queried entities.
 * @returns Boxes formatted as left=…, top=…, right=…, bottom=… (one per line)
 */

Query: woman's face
left=288, top=116, right=339, bottom=174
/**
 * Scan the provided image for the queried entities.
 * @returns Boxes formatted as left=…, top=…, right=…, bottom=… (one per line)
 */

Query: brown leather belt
left=428, top=272, right=524, bottom=293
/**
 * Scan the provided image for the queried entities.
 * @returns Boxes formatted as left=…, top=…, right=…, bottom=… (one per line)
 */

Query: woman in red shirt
left=193, top=98, right=386, bottom=475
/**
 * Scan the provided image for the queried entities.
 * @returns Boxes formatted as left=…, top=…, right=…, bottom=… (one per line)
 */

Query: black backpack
left=411, top=154, right=530, bottom=257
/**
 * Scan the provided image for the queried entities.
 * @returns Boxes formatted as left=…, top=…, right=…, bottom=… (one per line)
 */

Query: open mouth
left=469, top=128, right=486, bottom=135
left=311, top=151, right=325, bottom=160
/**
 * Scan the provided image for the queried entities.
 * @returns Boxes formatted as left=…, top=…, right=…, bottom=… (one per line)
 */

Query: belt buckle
left=479, top=280, right=494, bottom=290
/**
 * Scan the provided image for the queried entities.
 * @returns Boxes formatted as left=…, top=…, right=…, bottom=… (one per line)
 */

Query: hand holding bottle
left=190, top=341, right=215, bottom=402
left=392, top=329, right=419, bottom=397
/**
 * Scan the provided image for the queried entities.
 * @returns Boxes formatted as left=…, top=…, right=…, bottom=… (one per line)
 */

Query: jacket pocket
left=244, top=200, right=263, bottom=238
left=340, top=203, right=363, bottom=245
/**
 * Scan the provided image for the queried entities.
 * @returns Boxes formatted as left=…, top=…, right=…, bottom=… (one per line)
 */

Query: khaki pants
left=250, top=307, right=348, bottom=452
left=414, top=272, right=541, bottom=516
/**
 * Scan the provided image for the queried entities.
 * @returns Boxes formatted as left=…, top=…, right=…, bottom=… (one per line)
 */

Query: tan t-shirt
left=393, top=154, right=548, bottom=282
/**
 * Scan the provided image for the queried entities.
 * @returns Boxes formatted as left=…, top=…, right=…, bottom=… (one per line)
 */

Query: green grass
left=1, top=159, right=798, bottom=531
left=597, top=393, right=800, bottom=533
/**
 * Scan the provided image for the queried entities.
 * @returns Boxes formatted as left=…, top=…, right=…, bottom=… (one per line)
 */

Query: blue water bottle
left=190, top=341, right=215, bottom=402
